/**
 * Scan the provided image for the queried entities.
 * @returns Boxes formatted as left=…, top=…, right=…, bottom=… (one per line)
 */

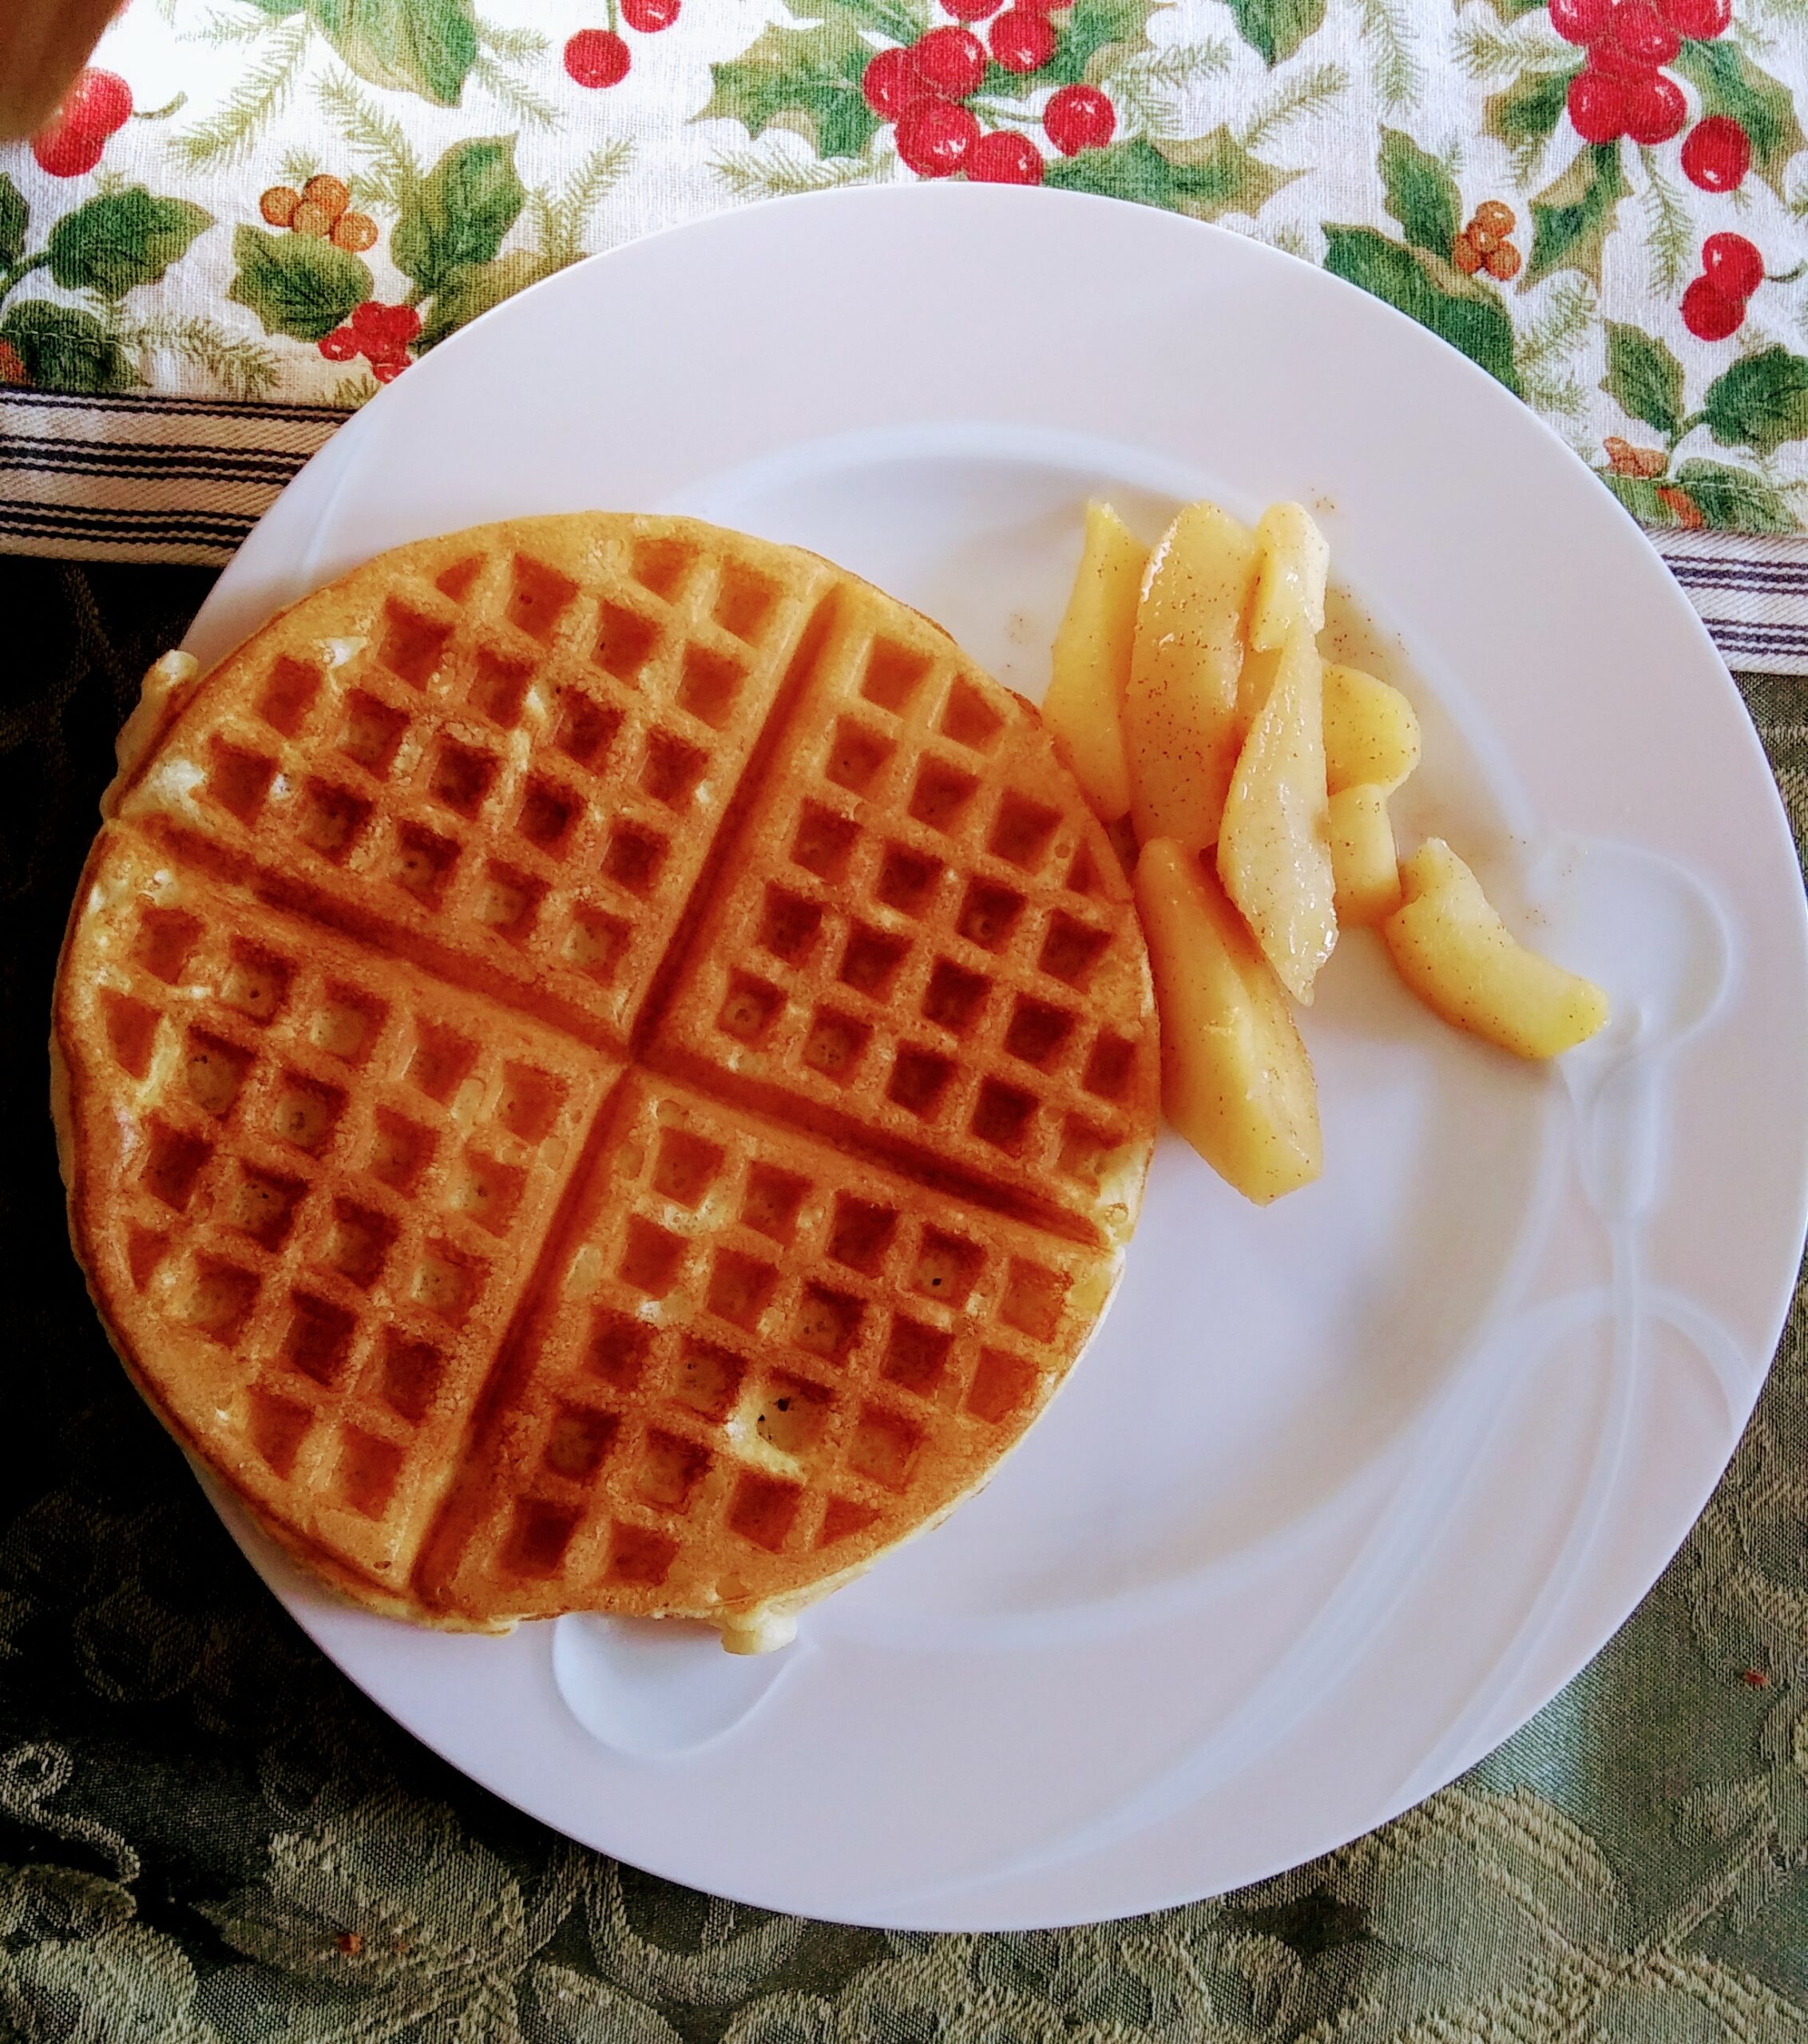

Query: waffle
left=53, top=514, right=1158, bottom=1648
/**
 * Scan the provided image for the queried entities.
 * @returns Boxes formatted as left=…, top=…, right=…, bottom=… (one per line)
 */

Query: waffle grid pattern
left=73, top=849, right=611, bottom=1586
left=424, top=1073, right=1112, bottom=1618
left=121, top=525, right=826, bottom=1048
left=654, top=591, right=1152, bottom=1234
left=61, top=517, right=1156, bottom=1630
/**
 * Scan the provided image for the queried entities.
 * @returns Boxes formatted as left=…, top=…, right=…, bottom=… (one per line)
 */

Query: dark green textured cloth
left=2, top=558, right=1805, bottom=2043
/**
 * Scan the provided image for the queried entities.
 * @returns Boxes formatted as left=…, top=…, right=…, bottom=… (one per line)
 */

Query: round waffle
left=52, top=515, right=1158, bottom=1650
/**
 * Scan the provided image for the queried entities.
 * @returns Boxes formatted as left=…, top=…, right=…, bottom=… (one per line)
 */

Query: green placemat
left=2, top=557, right=1804, bottom=2040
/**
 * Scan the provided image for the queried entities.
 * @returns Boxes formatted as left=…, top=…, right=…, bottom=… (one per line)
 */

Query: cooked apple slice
left=1383, top=839, right=1610, bottom=1058
left=1125, top=500, right=1259, bottom=853
left=1134, top=837, right=1322, bottom=1203
left=1326, top=784, right=1401, bottom=926
left=1323, top=664, right=1421, bottom=795
left=1217, top=624, right=1337, bottom=1004
left=1247, top=501, right=1330, bottom=652
left=1044, top=501, right=1146, bottom=822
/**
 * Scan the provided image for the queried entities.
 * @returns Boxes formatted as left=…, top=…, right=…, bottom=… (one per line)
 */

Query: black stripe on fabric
left=0, top=449, right=301, bottom=485
left=1659, top=550, right=1808, bottom=565
left=1705, top=632, right=1808, bottom=654
left=1668, top=572, right=1808, bottom=595
left=0, top=505, right=255, bottom=543
left=1666, top=554, right=1808, bottom=568
left=0, top=497, right=254, bottom=528
left=2, top=431, right=309, bottom=467
left=0, top=389, right=353, bottom=425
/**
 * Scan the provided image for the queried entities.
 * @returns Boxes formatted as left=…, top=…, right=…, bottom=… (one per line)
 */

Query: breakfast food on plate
left=1382, top=840, right=1612, bottom=1060
left=1043, top=501, right=1144, bottom=825
left=1049, top=494, right=1610, bottom=1202
left=1134, top=838, right=1322, bottom=1206
left=1216, top=623, right=1337, bottom=1006
left=52, top=513, right=1158, bottom=1650
left=1124, top=501, right=1259, bottom=854
left=1322, top=663, right=1423, bottom=928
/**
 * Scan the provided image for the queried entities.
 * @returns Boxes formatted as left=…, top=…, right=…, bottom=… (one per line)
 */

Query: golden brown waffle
left=54, top=514, right=1157, bottom=1647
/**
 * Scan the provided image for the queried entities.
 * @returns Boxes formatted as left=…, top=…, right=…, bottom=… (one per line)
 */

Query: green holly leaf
left=697, top=19, right=878, bottom=160
left=809, top=0, right=931, bottom=34
left=1378, top=129, right=1461, bottom=258
left=1223, top=0, right=1325, bottom=65
left=391, top=138, right=523, bottom=298
left=419, top=249, right=550, bottom=350
left=1322, top=225, right=1523, bottom=395
left=1672, top=458, right=1796, bottom=533
left=1595, top=469, right=1668, bottom=523
left=1482, top=65, right=1577, bottom=164
left=303, top=0, right=477, bottom=107
left=1698, top=347, right=1808, bottom=458
left=1601, top=320, right=1684, bottom=441
left=1525, top=143, right=1628, bottom=289
left=44, top=189, right=212, bottom=300
left=0, top=173, right=26, bottom=271
left=1672, top=40, right=1805, bottom=198
left=0, top=302, right=133, bottom=394
left=227, top=224, right=371, bottom=342
left=1045, top=133, right=1302, bottom=220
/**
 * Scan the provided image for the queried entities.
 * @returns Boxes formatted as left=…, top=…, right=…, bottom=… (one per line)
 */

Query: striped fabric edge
left=3, top=394, right=1806, bottom=676
left=0, top=390, right=349, bottom=569
left=1648, top=529, right=1808, bottom=675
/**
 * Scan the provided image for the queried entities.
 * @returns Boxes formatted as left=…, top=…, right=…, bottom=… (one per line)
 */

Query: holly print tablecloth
left=1, top=0, right=1806, bottom=667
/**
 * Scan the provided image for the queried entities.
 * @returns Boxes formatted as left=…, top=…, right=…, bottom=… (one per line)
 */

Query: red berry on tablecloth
left=1702, top=232, right=1763, bottom=299
left=1566, top=69, right=1627, bottom=145
left=0, top=341, right=29, bottom=386
left=1585, top=34, right=1654, bottom=81
left=63, top=68, right=133, bottom=138
left=1548, top=0, right=1613, bottom=43
left=564, top=28, right=631, bottom=88
left=914, top=26, right=987, bottom=98
left=1658, top=0, right=1731, bottom=37
left=942, top=0, right=1002, bottom=18
left=1605, top=4, right=1681, bottom=69
left=1044, top=83, right=1116, bottom=154
left=319, top=327, right=360, bottom=362
left=1680, top=276, right=1743, bottom=340
left=621, top=0, right=680, bottom=27
left=968, top=129, right=1045, bottom=183
left=260, top=184, right=302, bottom=228
left=1623, top=70, right=1687, bottom=145
left=1681, top=116, right=1751, bottom=192
left=1485, top=240, right=1523, bottom=281
left=989, top=8, right=1058, bottom=72
left=371, top=356, right=410, bottom=384
left=1452, top=231, right=1485, bottom=273
left=30, top=122, right=105, bottom=177
left=1472, top=199, right=1516, bottom=238
left=896, top=97, right=981, bottom=176
left=862, top=46, right=927, bottom=118
left=1656, top=484, right=1703, bottom=528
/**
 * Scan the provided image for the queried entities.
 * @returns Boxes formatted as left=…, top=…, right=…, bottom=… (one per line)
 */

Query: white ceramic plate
left=184, top=186, right=1808, bottom=1931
